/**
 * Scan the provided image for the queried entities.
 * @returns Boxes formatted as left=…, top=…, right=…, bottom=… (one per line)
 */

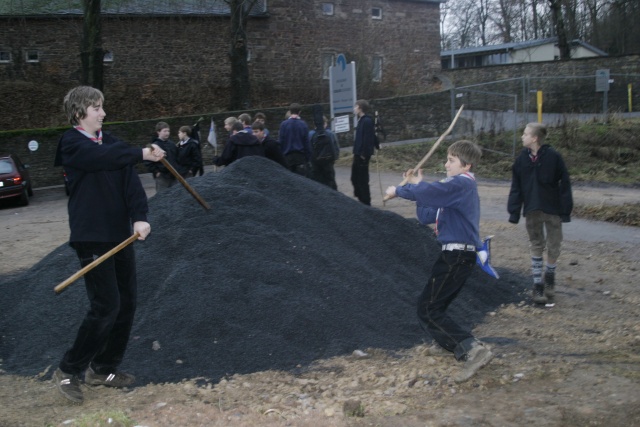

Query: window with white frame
left=0, top=51, right=11, bottom=63
left=322, top=53, right=335, bottom=80
left=103, top=51, right=114, bottom=63
left=25, top=50, right=39, bottom=63
left=372, top=56, right=383, bottom=82
left=372, top=7, right=382, bottom=20
left=322, top=3, right=334, bottom=16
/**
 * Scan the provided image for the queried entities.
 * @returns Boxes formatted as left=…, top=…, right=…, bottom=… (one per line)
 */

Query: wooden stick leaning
left=54, top=232, right=140, bottom=294
left=157, top=155, right=211, bottom=211
left=383, top=104, right=465, bottom=201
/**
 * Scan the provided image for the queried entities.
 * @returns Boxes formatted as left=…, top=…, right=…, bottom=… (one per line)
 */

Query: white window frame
left=103, top=50, right=114, bottom=63
left=372, top=56, right=383, bottom=82
left=372, top=7, right=382, bottom=20
left=0, top=51, right=11, bottom=63
left=322, top=53, right=335, bottom=80
left=322, top=3, right=334, bottom=16
left=25, top=50, right=39, bottom=63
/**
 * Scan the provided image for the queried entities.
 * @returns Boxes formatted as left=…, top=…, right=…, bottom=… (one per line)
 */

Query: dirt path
left=1, top=167, right=639, bottom=426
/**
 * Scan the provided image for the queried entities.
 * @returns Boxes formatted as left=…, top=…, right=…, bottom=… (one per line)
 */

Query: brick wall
left=0, top=0, right=442, bottom=130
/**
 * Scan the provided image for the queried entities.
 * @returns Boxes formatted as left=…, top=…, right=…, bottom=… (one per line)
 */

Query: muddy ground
left=1, top=166, right=639, bottom=427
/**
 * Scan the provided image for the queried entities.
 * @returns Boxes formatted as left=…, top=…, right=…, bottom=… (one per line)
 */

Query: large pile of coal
left=0, top=157, right=521, bottom=384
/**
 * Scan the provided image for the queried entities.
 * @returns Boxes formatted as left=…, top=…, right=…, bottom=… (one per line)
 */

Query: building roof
left=441, top=37, right=607, bottom=57
left=0, top=0, right=267, bottom=16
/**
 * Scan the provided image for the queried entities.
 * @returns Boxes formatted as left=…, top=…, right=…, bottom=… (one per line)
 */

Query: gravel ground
left=0, top=157, right=639, bottom=427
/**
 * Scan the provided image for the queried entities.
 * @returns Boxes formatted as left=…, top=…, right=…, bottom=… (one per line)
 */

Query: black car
left=0, top=153, right=33, bottom=206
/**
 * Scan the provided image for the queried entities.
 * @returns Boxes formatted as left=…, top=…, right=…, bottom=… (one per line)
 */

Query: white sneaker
left=454, top=343, right=494, bottom=383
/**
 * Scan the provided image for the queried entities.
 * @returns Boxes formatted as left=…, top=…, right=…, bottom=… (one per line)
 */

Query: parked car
left=0, top=153, right=33, bottom=206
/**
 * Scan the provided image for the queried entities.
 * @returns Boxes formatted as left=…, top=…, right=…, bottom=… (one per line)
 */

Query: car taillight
left=11, top=177, right=23, bottom=184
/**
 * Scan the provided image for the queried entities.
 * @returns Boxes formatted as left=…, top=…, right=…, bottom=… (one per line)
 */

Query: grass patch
left=67, top=410, right=135, bottom=427
left=573, top=203, right=640, bottom=227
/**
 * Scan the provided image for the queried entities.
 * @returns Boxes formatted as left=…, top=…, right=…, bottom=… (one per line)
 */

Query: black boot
left=544, top=272, right=555, bottom=302
left=533, top=283, right=548, bottom=304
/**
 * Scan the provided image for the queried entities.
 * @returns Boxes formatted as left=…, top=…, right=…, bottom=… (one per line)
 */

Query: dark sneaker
left=85, top=367, right=135, bottom=387
left=53, top=368, right=83, bottom=404
left=544, top=272, right=555, bottom=302
left=455, top=343, right=494, bottom=383
left=533, top=284, right=548, bottom=304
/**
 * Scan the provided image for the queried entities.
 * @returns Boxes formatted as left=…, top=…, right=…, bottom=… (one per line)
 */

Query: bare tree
left=548, top=0, right=571, bottom=58
left=80, top=0, right=104, bottom=91
left=494, top=0, right=517, bottom=42
left=476, top=0, right=492, bottom=45
left=225, top=0, right=261, bottom=110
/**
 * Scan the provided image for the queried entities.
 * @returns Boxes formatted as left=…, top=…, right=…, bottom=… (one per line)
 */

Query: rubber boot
left=544, top=272, right=555, bottom=302
left=533, top=283, right=548, bottom=304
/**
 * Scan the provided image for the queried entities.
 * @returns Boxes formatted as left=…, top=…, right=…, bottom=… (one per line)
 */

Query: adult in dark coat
left=351, top=99, right=377, bottom=205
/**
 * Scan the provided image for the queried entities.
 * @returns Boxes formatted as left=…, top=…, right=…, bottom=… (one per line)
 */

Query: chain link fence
left=450, top=73, right=640, bottom=156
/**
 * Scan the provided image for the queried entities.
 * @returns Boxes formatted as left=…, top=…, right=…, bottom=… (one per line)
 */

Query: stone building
left=0, top=0, right=446, bottom=130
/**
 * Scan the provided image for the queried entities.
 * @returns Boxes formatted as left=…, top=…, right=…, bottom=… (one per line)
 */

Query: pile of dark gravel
left=0, top=156, right=522, bottom=385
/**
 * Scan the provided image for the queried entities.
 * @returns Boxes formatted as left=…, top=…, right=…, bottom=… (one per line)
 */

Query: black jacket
left=262, top=135, right=287, bottom=168
left=177, top=138, right=203, bottom=175
left=145, top=137, right=185, bottom=178
left=353, top=114, right=376, bottom=159
left=213, top=130, right=265, bottom=166
left=508, top=144, right=573, bottom=224
left=54, top=128, right=148, bottom=243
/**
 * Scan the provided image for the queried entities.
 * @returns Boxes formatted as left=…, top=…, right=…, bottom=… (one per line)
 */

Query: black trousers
left=311, top=159, right=337, bottom=190
left=350, top=155, right=371, bottom=205
left=285, top=152, right=310, bottom=177
left=417, top=249, right=477, bottom=360
left=59, top=242, right=137, bottom=376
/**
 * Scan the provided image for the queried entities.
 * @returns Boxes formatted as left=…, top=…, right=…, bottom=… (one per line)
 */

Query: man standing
left=351, top=99, right=377, bottom=205
left=278, top=103, right=311, bottom=177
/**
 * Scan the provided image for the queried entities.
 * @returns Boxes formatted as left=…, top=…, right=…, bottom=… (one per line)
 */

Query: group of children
left=53, top=85, right=572, bottom=403
left=146, top=121, right=203, bottom=193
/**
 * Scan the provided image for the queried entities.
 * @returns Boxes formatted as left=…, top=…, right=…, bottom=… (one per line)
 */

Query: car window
left=0, top=159, right=15, bottom=174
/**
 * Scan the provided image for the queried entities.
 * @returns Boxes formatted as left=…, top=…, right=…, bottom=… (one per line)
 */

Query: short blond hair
left=63, top=86, right=104, bottom=126
left=526, top=122, right=547, bottom=143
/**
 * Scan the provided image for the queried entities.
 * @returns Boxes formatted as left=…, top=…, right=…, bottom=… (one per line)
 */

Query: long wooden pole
left=383, top=104, right=464, bottom=201
left=54, top=232, right=140, bottom=294
left=158, top=156, right=211, bottom=211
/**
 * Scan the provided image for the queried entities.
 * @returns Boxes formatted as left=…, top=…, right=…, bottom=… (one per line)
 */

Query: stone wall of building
left=0, top=0, right=442, bottom=131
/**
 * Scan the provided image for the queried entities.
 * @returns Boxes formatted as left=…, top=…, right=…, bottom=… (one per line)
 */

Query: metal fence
left=450, top=73, right=640, bottom=156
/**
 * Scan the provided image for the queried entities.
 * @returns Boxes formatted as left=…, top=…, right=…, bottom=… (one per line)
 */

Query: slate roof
left=441, top=37, right=607, bottom=57
left=0, top=0, right=268, bottom=16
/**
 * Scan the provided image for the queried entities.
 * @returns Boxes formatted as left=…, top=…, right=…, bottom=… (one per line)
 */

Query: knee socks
left=531, top=257, right=543, bottom=285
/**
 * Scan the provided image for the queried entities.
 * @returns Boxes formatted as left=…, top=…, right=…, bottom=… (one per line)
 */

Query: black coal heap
left=0, top=156, right=517, bottom=384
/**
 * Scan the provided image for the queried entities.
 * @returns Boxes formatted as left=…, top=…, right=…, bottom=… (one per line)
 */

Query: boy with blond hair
left=53, top=86, right=165, bottom=403
left=508, top=122, right=573, bottom=305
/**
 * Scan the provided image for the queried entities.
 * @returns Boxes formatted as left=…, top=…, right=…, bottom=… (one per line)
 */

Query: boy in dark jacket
left=145, top=121, right=184, bottom=192
left=508, top=122, right=573, bottom=305
left=385, top=140, right=493, bottom=383
left=252, top=121, right=287, bottom=168
left=52, top=86, right=165, bottom=403
left=278, top=103, right=311, bottom=176
left=177, top=125, right=203, bottom=178
left=213, top=121, right=265, bottom=166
